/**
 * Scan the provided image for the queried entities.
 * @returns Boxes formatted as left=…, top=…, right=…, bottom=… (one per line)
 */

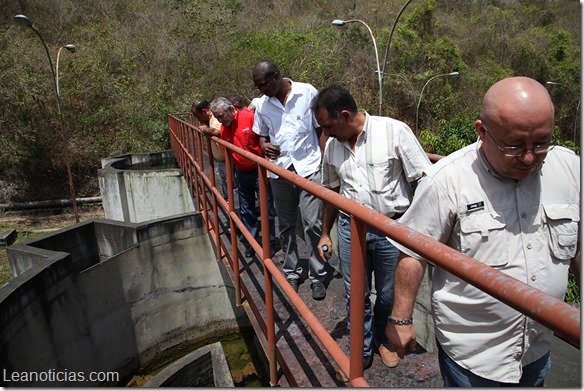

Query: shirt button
left=521, top=211, right=527, bottom=218
left=531, top=275, right=537, bottom=281
left=527, top=243, right=532, bottom=250
left=514, top=352, right=522, bottom=361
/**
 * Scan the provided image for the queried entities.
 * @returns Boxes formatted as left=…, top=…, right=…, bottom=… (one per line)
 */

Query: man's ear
left=340, top=110, right=352, bottom=123
left=475, top=119, right=485, bottom=140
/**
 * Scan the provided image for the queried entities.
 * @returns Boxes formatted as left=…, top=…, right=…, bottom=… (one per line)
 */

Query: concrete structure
left=144, top=342, right=234, bottom=387
left=1, top=213, right=244, bottom=386
left=98, top=151, right=195, bottom=223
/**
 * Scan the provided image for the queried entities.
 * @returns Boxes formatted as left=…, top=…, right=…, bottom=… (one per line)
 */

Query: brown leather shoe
left=377, top=344, right=399, bottom=368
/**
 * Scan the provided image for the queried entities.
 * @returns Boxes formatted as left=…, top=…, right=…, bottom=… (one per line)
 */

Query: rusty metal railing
left=168, top=113, right=580, bottom=387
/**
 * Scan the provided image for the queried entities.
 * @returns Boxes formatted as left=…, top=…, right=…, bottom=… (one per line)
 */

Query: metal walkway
left=214, top=207, right=443, bottom=387
left=168, top=113, right=580, bottom=387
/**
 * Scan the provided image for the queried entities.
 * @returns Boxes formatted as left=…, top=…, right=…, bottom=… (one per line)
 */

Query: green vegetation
left=0, top=0, right=579, bottom=202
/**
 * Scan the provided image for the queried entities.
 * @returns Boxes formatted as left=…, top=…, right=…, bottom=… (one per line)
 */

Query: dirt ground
left=0, top=203, right=105, bottom=232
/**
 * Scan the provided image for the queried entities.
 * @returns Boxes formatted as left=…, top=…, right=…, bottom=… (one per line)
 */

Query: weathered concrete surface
left=98, top=151, right=195, bottom=223
left=144, top=341, right=234, bottom=387
left=0, top=229, right=17, bottom=247
left=1, top=213, right=243, bottom=387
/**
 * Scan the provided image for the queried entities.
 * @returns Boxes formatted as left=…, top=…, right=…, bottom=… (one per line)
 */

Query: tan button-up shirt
left=321, top=111, right=430, bottom=217
left=394, top=142, right=580, bottom=383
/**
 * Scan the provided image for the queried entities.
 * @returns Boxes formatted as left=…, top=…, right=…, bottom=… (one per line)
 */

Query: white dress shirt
left=252, top=79, right=321, bottom=178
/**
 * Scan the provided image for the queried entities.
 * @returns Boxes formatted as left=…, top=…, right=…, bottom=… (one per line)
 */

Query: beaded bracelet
left=388, top=317, right=413, bottom=325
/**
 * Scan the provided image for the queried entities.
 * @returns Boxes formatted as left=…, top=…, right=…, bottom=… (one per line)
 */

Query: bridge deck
left=212, top=205, right=443, bottom=387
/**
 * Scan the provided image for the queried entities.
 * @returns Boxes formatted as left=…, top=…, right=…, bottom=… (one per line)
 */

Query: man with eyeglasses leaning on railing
left=251, top=60, right=329, bottom=300
left=205, top=97, right=279, bottom=259
left=386, top=76, right=580, bottom=387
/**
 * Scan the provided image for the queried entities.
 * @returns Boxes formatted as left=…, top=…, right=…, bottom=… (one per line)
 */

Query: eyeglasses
left=254, top=73, right=275, bottom=90
left=481, top=123, right=555, bottom=157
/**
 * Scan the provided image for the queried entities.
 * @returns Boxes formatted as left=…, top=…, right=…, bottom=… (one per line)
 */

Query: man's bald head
left=252, top=60, right=279, bottom=78
left=481, top=76, right=554, bottom=129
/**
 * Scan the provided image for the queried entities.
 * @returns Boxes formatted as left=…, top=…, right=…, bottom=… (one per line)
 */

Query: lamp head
left=15, top=14, right=33, bottom=27
left=449, top=72, right=460, bottom=76
left=331, top=19, right=346, bottom=26
left=64, top=44, right=76, bottom=53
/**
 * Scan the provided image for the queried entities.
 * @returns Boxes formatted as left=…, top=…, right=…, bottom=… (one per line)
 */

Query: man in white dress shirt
left=251, top=60, right=328, bottom=300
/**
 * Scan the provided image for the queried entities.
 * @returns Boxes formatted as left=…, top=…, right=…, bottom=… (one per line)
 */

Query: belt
left=236, top=168, right=257, bottom=174
left=340, top=211, right=403, bottom=220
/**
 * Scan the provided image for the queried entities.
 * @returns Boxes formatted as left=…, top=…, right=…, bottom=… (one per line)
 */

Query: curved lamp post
left=380, top=0, right=414, bottom=85
left=415, top=71, right=459, bottom=134
left=546, top=81, right=580, bottom=144
left=387, top=73, right=416, bottom=101
left=15, top=14, right=79, bottom=223
left=56, top=44, right=76, bottom=97
left=332, top=19, right=383, bottom=115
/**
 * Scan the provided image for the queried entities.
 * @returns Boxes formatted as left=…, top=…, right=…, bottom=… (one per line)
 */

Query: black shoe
left=244, top=246, right=254, bottom=258
left=271, top=240, right=282, bottom=254
left=311, top=281, right=326, bottom=300
left=287, top=278, right=299, bottom=292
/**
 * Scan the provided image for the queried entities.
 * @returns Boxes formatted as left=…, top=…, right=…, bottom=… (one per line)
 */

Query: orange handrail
left=168, top=113, right=580, bottom=386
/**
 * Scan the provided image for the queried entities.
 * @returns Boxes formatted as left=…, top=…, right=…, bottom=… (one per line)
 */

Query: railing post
left=226, top=153, right=241, bottom=306
left=349, top=217, right=367, bottom=384
left=206, top=137, right=222, bottom=260
left=196, top=131, right=209, bottom=226
left=258, top=164, right=278, bottom=385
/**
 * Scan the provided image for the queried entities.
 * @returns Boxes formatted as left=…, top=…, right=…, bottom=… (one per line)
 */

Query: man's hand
left=317, top=235, right=333, bottom=262
left=261, top=142, right=281, bottom=160
left=385, top=323, right=417, bottom=359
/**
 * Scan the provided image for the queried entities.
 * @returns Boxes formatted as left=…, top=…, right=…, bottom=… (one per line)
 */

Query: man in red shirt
left=207, top=97, right=278, bottom=258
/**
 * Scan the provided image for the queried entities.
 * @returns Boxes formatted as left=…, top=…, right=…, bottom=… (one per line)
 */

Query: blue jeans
left=337, top=213, right=399, bottom=360
left=235, top=168, right=276, bottom=247
left=437, top=341, right=551, bottom=387
left=215, top=159, right=228, bottom=199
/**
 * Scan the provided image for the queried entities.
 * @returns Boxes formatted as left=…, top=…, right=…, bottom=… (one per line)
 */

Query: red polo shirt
left=220, top=109, right=263, bottom=172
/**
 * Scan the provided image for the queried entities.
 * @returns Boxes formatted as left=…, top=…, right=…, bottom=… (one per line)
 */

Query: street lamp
left=415, top=71, right=459, bottom=134
left=332, top=19, right=383, bottom=115
left=15, top=14, right=80, bottom=223
left=56, top=44, right=76, bottom=97
left=545, top=81, right=580, bottom=144
left=380, top=0, right=414, bottom=85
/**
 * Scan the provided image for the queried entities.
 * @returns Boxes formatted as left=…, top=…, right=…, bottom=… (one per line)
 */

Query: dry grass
left=0, top=204, right=105, bottom=286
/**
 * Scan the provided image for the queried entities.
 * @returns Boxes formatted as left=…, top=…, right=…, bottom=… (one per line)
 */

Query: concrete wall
left=98, top=151, right=195, bottom=223
left=1, top=213, right=243, bottom=387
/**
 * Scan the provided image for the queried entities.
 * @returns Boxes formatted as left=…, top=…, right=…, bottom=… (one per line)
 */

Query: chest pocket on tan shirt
left=542, top=203, right=579, bottom=261
left=459, top=211, right=508, bottom=267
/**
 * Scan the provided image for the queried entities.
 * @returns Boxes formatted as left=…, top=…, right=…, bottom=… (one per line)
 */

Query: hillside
left=0, top=0, right=580, bottom=203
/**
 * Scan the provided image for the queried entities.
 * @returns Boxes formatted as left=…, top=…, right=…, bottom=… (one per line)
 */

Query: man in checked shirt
left=313, top=83, right=431, bottom=382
